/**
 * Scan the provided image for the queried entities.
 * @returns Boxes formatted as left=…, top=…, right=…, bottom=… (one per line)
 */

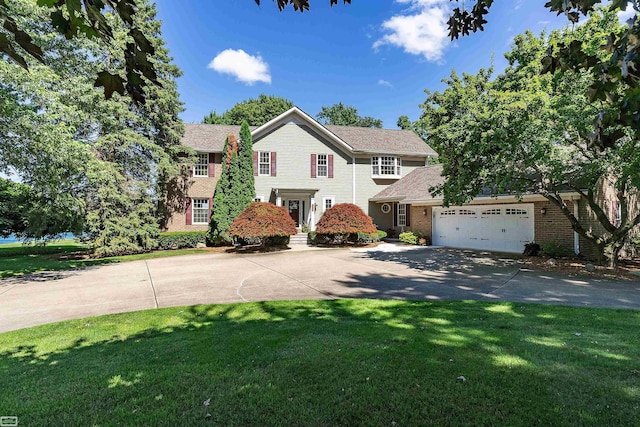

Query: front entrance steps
left=289, top=232, right=309, bottom=245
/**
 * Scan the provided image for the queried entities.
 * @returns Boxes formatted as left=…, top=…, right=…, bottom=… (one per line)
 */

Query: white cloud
left=378, top=79, right=393, bottom=87
left=373, top=0, right=450, bottom=62
left=207, top=49, right=271, bottom=85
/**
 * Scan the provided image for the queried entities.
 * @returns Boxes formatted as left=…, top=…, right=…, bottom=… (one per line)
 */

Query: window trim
left=397, top=203, right=407, bottom=227
left=194, top=153, right=209, bottom=177
left=192, top=198, right=209, bottom=225
left=322, top=196, right=335, bottom=213
left=371, top=156, right=402, bottom=178
left=316, top=153, right=328, bottom=178
left=258, top=151, right=271, bottom=176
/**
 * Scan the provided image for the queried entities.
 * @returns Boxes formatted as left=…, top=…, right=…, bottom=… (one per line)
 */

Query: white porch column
left=310, top=197, right=316, bottom=231
left=276, top=196, right=282, bottom=207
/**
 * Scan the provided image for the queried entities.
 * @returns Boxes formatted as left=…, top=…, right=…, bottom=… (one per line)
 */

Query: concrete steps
left=289, top=232, right=309, bottom=245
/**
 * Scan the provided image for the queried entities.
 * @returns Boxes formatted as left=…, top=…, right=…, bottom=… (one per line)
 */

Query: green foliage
left=448, top=1, right=640, bottom=167
left=0, top=178, right=29, bottom=237
left=316, top=102, right=383, bottom=128
left=0, top=0, right=185, bottom=257
left=377, top=229, right=387, bottom=240
left=418, top=11, right=640, bottom=267
left=307, top=230, right=317, bottom=244
left=399, top=231, right=420, bottom=245
left=352, top=231, right=381, bottom=244
left=202, top=94, right=293, bottom=126
left=208, top=128, right=256, bottom=246
left=229, top=202, right=297, bottom=247
left=156, top=231, right=207, bottom=250
left=540, top=241, right=573, bottom=259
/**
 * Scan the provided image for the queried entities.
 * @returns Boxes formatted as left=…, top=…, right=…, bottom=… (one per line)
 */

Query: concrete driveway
left=1, top=244, right=639, bottom=332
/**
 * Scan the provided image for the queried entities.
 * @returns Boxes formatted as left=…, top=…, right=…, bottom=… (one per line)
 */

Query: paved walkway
left=1, top=245, right=638, bottom=332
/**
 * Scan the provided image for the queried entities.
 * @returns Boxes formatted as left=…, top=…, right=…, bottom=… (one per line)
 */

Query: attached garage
left=432, top=204, right=534, bottom=253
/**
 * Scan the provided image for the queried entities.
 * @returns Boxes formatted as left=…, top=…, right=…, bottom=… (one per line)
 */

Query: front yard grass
left=0, top=240, right=209, bottom=278
left=0, top=299, right=638, bottom=426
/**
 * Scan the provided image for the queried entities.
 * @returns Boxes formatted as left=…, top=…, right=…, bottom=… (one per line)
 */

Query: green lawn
left=0, top=239, right=209, bottom=278
left=0, top=300, right=638, bottom=426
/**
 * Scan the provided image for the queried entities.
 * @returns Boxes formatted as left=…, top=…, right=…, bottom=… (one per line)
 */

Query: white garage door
left=432, top=204, right=534, bottom=253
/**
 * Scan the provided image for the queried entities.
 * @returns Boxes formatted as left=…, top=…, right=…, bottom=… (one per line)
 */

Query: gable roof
left=182, top=124, right=254, bottom=152
left=181, top=106, right=436, bottom=157
left=325, top=126, right=437, bottom=156
left=370, top=164, right=445, bottom=202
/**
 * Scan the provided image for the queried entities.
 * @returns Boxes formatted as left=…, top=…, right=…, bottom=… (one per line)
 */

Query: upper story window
left=317, top=154, right=328, bottom=177
left=259, top=151, right=271, bottom=176
left=371, top=156, right=401, bottom=178
left=194, top=153, right=209, bottom=177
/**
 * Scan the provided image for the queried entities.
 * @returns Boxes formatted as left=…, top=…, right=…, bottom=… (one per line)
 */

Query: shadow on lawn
left=1, top=300, right=638, bottom=426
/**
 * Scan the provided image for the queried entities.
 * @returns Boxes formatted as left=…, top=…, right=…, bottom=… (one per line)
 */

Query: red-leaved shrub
left=316, top=203, right=377, bottom=235
left=229, top=202, right=297, bottom=246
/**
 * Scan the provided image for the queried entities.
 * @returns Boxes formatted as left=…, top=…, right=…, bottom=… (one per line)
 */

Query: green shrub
left=398, top=231, right=429, bottom=246
left=377, top=230, right=387, bottom=240
left=351, top=232, right=381, bottom=244
left=157, top=231, right=207, bottom=250
left=540, top=241, right=572, bottom=258
left=307, top=231, right=317, bottom=245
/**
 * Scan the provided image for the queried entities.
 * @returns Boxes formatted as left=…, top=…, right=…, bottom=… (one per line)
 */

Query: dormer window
left=371, top=156, right=401, bottom=178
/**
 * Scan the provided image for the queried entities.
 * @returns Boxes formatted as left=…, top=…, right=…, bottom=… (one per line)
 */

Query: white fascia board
left=251, top=106, right=354, bottom=153
left=354, top=150, right=432, bottom=158
left=400, top=192, right=583, bottom=206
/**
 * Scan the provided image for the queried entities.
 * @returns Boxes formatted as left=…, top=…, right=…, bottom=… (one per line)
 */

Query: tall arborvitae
left=209, top=136, right=233, bottom=245
left=208, top=123, right=256, bottom=245
left=238, top=121, right=256, bottom=207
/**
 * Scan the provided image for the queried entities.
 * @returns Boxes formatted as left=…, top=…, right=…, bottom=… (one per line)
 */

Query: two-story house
left=164, top=106, right=437, bottom=233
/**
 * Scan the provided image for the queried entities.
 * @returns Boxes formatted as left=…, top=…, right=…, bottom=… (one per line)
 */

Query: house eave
left=379, top=192, right=583, bottom=206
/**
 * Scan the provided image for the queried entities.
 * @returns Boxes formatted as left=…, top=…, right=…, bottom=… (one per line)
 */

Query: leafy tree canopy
left=1, top=0, right=185, bottom=255
left=420, top=9, right=640, bottom=267
left=316, top=102, right=383, bottom=128
left=203, top=94, right=294, bottom=126
left=1, top=0, right=350, bottom=103
left=447, top=0, right=640, bottom=151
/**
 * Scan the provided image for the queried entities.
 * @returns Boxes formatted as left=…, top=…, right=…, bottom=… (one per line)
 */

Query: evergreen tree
left=238, top=121, right=256, bottom=206
left=0, top=0, right=185, bottom=255
left=208, top=122, right=256, bottom=245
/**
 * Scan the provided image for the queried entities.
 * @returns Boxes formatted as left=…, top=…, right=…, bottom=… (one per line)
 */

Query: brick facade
left=164, top=154, right=221, bottom=232
left=532, top=200, right=575, bottom=255
left=409, top=205, right=432, bottom=239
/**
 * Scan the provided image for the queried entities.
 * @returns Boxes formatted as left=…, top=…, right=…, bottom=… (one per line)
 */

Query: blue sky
left=153, top=0, right=595, bottom=128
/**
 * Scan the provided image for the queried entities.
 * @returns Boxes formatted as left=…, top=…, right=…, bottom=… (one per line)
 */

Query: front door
left=288, top=200, right=300, bottom=227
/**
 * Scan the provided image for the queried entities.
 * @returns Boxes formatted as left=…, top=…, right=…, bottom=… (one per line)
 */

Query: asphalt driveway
left=1, top=244, right=639, bottom=332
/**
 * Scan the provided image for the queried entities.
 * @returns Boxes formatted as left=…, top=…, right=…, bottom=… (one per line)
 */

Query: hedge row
left=157, top=231, right=207, bottom=250
left=308, top=229, right=386, bottom=246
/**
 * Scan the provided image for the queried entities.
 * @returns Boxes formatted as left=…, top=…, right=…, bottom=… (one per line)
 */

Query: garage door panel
left=433, top=204, right=534, bottom=253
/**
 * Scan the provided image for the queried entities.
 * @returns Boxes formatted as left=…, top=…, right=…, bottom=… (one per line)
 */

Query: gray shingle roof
left=182, top=123, right=436, bottom=156
left=182, top=124, right=256, bottom=151
left=370, top=164, right=445, bottom=202
left=325, top=125, right=436, bottom=156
